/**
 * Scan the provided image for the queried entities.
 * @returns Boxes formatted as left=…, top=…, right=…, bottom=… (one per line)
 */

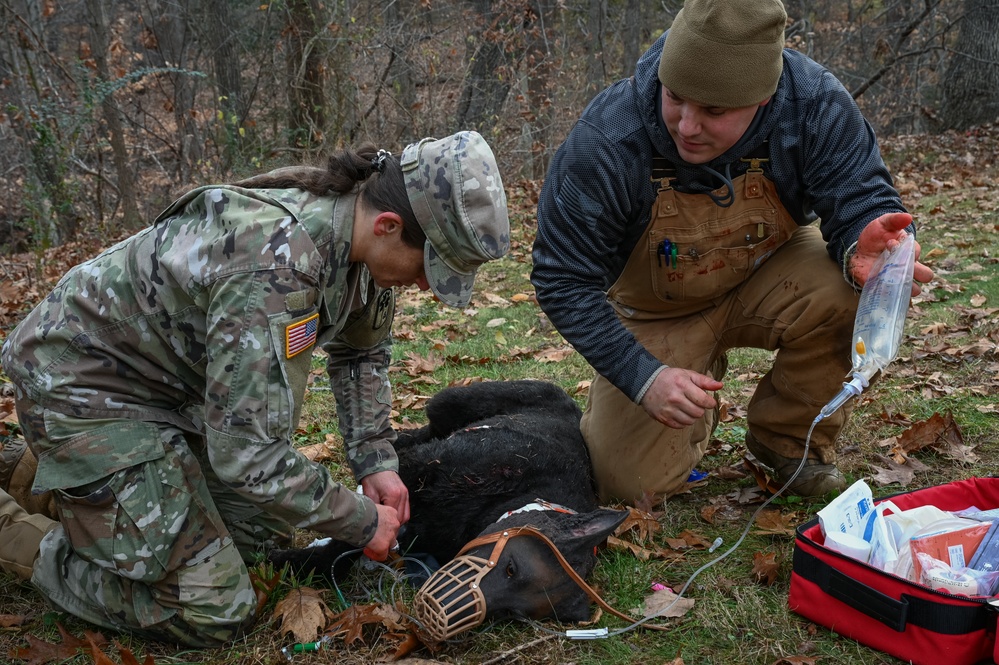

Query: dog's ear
left=566, top=508, right=630, bottom=551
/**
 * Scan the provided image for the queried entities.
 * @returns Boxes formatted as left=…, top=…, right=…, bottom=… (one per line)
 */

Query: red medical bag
left=790, top=477, right=999, bottom=665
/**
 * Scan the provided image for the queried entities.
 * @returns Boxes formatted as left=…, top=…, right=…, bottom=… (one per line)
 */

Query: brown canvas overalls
left=581, top=159, right=860, bottom=503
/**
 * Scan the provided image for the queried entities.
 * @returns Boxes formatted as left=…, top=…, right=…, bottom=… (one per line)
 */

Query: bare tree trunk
left=85, top=0, right=140, bottom=229
left=523, top=0, right=557, bottom=179
left=327, top=0, right=358, bottom=144
left=622, top=0, right=641, bottom=77
left=455, top=0, right=516, bottom=133
left=939, top=0, right=999, bottom=130
left=2, top=0, right=82, bottom=246
left=385, top=0, right=417, bottom=143
left=140, top=0, right=200, bottom=183
left=286, top=0, right=327, bottom=152
left=202, top=0, right=246, bottom=167
left=585, top=0, right=606, bottom=96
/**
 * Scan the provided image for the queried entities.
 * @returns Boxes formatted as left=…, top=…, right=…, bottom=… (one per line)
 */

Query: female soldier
left=0, top=130, right=509, bottom=646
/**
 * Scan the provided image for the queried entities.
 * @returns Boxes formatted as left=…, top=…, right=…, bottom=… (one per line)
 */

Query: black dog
left=269, top=380, right=626, bottom=629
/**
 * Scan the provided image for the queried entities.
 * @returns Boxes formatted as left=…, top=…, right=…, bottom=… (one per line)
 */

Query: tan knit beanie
left=658, top=0, right=787, bottom=108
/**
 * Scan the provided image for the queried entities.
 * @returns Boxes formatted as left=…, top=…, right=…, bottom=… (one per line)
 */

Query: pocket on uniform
left=649, top=208, right=781, bottom=302
left=267, top=311, right=318, bottom=438
left=34, top=419, right=166, bottom=493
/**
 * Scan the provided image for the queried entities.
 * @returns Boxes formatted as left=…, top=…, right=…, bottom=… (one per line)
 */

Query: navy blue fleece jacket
left=531, top=31, right=907, bottom=403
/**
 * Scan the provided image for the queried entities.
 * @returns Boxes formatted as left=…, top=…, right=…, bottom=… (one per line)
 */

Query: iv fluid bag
left=851, top=233, right=917, bottom=380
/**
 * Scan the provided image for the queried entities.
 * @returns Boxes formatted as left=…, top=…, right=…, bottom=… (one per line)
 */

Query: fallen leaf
left=632, top=588, right=695, bottom=619
left=326, top=603, right=390, bottom=645
left=677, top=529, right=713, bottom=549
left=387, top=631, right=425, bottom=660
left=613, top=507, right=661, bottom=542
left=533, top=346, right=574, bottom=363
left=115, top=640, right=157, bottom=665
left=273, top=587, right=335, bottom=643
left=88, top=634, right=116, bottom=665
left=401, top=351, right=442, bottom=377
left=742, top=455, right=784, bottom=495
left=868, top=453, right=929, bottom=486
left=632, top=490, right=661, bottom=515
left=751, top=551, right=780, bottom=586
left=297, top=435, right=338, bottom=463
left=606, top=535, right=683, bottom=561
left=0, top=613, right=29, bottom=628
left=715, top=464, right=747, bottom=481
left=510, top=293, right=531, bottom=302
left=251, top=565, right=284, bottom=614
left=9, top=623, right=108, bottom=665
left=752, top=509, right=797, bottom=537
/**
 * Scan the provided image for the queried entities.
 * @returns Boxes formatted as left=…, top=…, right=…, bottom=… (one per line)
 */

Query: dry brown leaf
left=533, top=346, right=575, bottom=363
left=8, top=623, right=108, bottom=665
left=869, top=453, right=929, bottom=486
left=752, top=551, right=780, bottom=586
left=326, top=603, right=389, bottom=645
left=386, top=631, right=425, bottom=660
left=752, top=509, right=797, bottom=537
left=480, top=292, right=509, bottom=306
left=250, top=565, right=284, bottom=615
left=400, top=351, right=442, bottom=377
left=88, top=634, right=116, bottom=665
left=632, top=490, right=661, bottom=515
left=273, top=587, right=335, bottom=643
left=632, top=588, right=695, bottom=619
left=606, top=534, right=681, bottom=561
left=894, top=411, right=976, bottom=463
left=0, top=613, right=29, bottom=628
left=742, top=455, right=784, bottom=495
left=678, top=529, right=713, bottom=549
left=715, top=464, right=748, bottom=481
left=115, top=640, right=158, bottom=665
left=374, top=603, right=409, bottom=632
left=728, top=485, right=768, bottom=505
left=613, top=507, right=661, bottom=542
left=297, top=435, right=338, bottom=463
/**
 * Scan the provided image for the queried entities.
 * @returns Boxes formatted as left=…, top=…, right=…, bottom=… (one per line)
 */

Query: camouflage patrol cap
left=401, top=131, right=510, bottom=308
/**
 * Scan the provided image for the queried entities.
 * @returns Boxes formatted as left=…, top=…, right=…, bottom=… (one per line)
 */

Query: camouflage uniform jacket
left=0, top=185, right=400, bottom=546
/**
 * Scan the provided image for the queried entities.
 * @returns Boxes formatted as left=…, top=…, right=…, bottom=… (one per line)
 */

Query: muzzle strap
left=413, top=526, right=668, bottom=643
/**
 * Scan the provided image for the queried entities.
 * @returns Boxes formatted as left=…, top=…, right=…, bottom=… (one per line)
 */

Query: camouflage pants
left=15, top=398, right=295, bottom=647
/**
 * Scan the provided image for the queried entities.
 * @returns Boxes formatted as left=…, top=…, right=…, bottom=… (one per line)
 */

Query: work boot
left=744, top=432, right=846, bottom=497
left=0, top=486, right=58, bottom=580
left=1, top=433, right=57, bottom=519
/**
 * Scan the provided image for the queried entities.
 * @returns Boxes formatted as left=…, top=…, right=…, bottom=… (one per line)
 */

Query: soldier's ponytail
left=231, top=144, right=425, bottom=250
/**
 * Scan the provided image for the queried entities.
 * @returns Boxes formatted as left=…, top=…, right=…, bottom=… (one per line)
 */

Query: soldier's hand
left=361, top=470, right=410, bottom=524
left=362, top=503, right=401, bottom=562
left=640, top=367, right=723, bottom=430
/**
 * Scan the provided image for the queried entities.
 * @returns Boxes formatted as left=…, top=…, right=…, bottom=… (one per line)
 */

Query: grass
left=1, top=146, right=998, bottom=664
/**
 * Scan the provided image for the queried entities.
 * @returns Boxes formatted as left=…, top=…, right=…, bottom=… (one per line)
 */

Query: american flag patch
left=285, top=313, right=319, bottom=358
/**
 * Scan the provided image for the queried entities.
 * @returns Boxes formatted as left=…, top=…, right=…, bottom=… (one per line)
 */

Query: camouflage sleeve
left=324, top=287, right=398, bottom=481
left=202, top=267, right=379, bottom=547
